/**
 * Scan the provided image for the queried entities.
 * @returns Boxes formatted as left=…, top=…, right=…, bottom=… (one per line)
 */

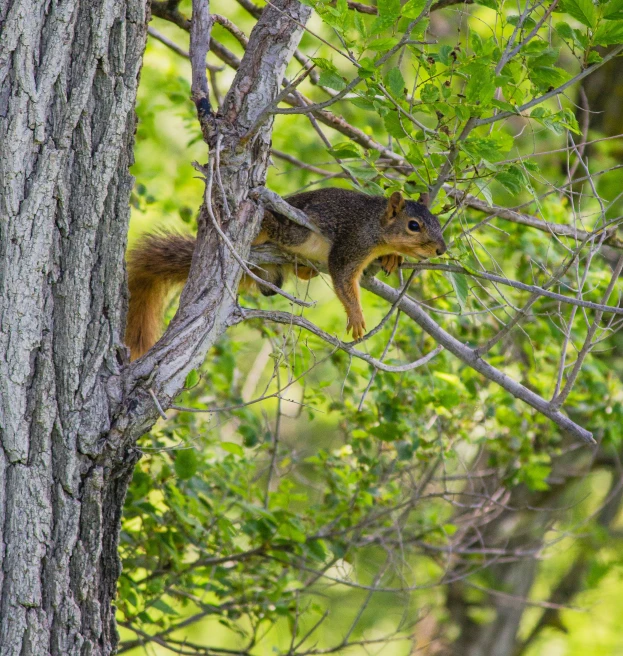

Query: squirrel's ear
left=389, top=191, right=405, bottom=212
left=383, top=191, right=405, bottom=224
left=418, top=192, right=430, bottom=207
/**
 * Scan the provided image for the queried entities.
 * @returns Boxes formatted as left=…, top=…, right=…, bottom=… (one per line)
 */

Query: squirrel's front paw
left=347, top=314, right=366, bottom=341
left=380, top=253, right=403, bottom=275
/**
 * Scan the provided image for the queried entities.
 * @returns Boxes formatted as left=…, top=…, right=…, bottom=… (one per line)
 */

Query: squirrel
left=125, top=188, right=446, bottom=360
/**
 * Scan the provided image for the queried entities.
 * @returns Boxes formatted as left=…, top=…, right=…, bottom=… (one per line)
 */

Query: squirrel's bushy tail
left=126, top=233, right=195, bottom=361
left=125, top=230, right=289, bottom=360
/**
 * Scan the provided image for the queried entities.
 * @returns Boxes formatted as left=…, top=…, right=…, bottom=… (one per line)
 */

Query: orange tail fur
left=125, top=230, right=290, bottom=360
left=125, top=233, right=195, bottom=360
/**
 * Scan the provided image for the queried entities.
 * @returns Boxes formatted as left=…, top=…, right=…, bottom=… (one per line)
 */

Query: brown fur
left=125, top=189, right=446, bottom=359
left=277, top=189, right=446, bottom=338
left=126, top=233, right=195, bottom=360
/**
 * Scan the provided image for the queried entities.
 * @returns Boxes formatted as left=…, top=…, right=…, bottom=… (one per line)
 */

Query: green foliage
left=120, top=0, right=623, bottom=653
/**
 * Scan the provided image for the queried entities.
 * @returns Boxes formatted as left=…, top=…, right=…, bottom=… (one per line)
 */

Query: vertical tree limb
left=190, top=0, right=214, bottom=140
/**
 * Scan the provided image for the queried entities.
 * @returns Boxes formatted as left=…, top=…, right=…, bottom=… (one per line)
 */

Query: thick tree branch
left=250, top=186, right=323, bottom=234
left=190, top=0, right=213, bottom=139
left=121, top=0, right=312, bottom=444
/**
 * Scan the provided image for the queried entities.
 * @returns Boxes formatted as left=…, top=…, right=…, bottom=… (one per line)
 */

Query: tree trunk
left=0, top=0, right=147, bottom=653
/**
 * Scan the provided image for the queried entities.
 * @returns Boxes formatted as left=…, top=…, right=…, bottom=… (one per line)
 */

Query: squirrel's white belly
left=285, top=233, right=331, bottom=264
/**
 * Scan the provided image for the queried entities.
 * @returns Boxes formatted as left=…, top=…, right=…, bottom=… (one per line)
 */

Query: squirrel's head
left=380, top=192, right=446, bottom=259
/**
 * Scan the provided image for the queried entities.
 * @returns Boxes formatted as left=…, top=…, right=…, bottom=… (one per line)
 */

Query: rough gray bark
left=0, top=0, right=148, bottom=652
left=0, top=0, right=310, bottom=653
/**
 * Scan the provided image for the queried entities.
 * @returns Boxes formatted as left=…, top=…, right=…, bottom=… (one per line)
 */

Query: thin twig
left=148, top=388, right=168, bottom=420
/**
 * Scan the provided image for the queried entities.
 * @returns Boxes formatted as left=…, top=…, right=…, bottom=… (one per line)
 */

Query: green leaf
left=358, top=57, right=376, bottom=76
left=174, top=449, right=199, bottom=480
left=448, top=272, right=469, bottom=311
left=385, top=67, right=405, bottom=96
left=555, top=20, right=575, bottom=39
left=507, top=14, right=537, bottom=28
left=153, top=599, right=179, bottom=616
left=311, top=57, right=337, bottom=73
left=351, top=96, right=377, bottom=110
left=593, top=20, right=623, bottom=43
left=603, top=0, right=623, bottom=19
left=438, top=44, right=454, bottom=65
left=401, top=0, right=428, bottom=17
left=586, top=49, right=603, bottom=63
left=474, top=179, right=493, bottom=206
left=523, top=463, right=551, bottom=491
left=560, top=0, right=596, bottom=27
left=495, top=166, right=528, bottom=195
left=530, top=108, right=580, bottom=134
left=342, top=164, right=379, bottom=181
left=384, top=111, right=407, bottom=138
left=462, top=132, right=513, bottom=163
left=465, top=71, right=496, bottom=105
left=369, top=422, right=400, bottom=441
left=378, top=0, right=401, bottom=19
left=530, top=65, right=569, bottom=89
left=329, top=141, right=362, bottom=158
left=318, top=70, right=347, bottom=90
left=455, top=104, right=470, bottom=121
left=278, top=522, right=307, bottom=543
left=307, top=539, right=329, bottom=561
left=491, top=99, right=519, bottom=113
left=572, top=26, right=590, bottom=47
left=420, top=83, right=440, bottom=103
left=470, top=32, right=485, bottom=57
left=367, top=37, right=400, bottom=51
left=221, top=442, right=244, bottom=457
left=185, top=369, right=200, bottom=388
left=562, top=108, right=581, bottom=134
left=433, top=371, right=461, bottom=385
left=179, top=206, right=193, bottom=223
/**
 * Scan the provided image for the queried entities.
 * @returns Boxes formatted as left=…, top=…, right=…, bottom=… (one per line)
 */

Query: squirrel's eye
left=408, top=220, right=421, bottom=232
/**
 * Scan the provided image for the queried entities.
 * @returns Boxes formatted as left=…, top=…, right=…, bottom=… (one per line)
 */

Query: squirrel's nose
left=436, top=242, right=447, bottom=256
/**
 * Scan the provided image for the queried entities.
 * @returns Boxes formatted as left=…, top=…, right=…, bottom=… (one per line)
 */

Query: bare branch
left=552, top=254, right=623, bottom=408
left=236, top=308, right=444, bottom=373
left=446, top=186, right=623, bottom=250
left=403, top=262, right=623, bottom=316
left=362, top=277, right=595, bottom=443
left=213, top=14, right=248, bottom=48
left=250, top=186, right=323, bottom=235
left=147, top=26, right=223, bottom=71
